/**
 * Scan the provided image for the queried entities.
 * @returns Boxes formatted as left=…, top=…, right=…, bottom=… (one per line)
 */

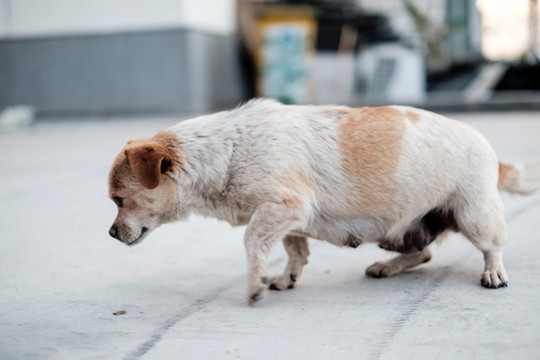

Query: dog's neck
left=168, top=112, right=241, bottom=221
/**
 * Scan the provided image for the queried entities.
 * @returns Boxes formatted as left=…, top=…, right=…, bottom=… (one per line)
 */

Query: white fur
left=109, top=99, right=540, bottom=304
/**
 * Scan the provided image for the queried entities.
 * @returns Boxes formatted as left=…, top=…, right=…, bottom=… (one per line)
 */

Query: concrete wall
left=0, top=0, right=242, bottom=116
left=0, top=29, right=243, bottom=116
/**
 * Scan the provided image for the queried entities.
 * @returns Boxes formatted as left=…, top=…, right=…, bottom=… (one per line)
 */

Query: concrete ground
left=1, top=110, right=540, bottom=360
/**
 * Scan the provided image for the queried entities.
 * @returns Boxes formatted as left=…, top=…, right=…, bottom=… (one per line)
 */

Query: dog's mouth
left=126, top=227, right=149, bottom=246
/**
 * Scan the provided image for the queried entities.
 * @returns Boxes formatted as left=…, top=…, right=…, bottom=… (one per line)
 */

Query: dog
left=108, top=99, right=540, bottom=304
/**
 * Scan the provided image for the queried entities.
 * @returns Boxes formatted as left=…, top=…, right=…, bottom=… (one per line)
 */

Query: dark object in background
left=495, top=65, right=540, bottom=91
left=316, top=10, right=400, bottom=51
left=427, top=63, right=481, bottom=92
left=270, top=0, right=400, bottom=51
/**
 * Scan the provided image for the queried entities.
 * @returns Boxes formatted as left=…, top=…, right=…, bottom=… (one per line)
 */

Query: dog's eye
left=113, top=196, right=124, bottom=207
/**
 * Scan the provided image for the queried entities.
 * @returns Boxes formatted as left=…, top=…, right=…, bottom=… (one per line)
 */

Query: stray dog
left=108, top=99, right=540, bottom=304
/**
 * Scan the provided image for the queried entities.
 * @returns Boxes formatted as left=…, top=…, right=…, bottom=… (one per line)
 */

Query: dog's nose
left=109, top=225, right=119, bottom=240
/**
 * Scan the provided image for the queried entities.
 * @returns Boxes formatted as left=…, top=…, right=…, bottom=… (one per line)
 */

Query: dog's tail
left=498, top=161, right=540, bottom=195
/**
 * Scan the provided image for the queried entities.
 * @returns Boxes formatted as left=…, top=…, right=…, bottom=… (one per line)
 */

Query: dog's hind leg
left=268, top=235, right=310, bottom=291
left=365, top=247, right=432, bottom=278
left=367, top=207, right=457, bottom=278
left=452, top=189, right=509, bottom=288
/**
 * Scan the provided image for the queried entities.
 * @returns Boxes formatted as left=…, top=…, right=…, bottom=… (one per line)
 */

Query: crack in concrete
left=123, top=285, right=232, bottom=360
left=123, top=257, right=285, bottom=360
left=367, top=273, right=447, bottom=360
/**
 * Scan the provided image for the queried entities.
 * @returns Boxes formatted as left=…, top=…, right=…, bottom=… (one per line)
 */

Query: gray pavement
left=1, top=111, right=540, bottom=360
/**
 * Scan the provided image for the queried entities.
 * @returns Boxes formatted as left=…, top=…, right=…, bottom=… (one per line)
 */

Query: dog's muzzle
left=108, top=225, right=149, bottom=245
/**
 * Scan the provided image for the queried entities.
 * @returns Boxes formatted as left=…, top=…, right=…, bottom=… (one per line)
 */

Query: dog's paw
left=268, top=274, right=297, bottom=291
left=365, top=262, right=399, bottom=278
left=247, top=277, right=269, bottom=305
left=481, top=270, right=509, bottom=289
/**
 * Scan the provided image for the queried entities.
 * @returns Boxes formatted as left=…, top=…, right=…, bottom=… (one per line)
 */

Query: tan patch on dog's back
left=405, top=110, right=420, bottom=123
left=337, top=107, right=406, bottom=214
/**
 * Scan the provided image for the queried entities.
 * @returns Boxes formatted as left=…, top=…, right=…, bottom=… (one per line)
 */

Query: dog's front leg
left=243, top=202, right=305, bottom=305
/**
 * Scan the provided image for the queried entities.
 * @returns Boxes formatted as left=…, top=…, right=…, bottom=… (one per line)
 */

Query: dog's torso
left=165, top=99, right=497, bottom=248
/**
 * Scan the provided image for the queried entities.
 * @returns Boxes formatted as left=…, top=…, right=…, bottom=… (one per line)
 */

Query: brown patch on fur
left=125, top=139, right=172, bottom=189
left=283, top=197, right=302, bottom=209
left=154, top=130, right=186, bottom=175
left=123, top=131, right=184, bottom=190
left=498, top=162, right=519, bottom=189
left=405, top=110, right=420, bottom=123
left=279, top=168, right=314, bottom=209
left=338, top=107, right=406, bottom=214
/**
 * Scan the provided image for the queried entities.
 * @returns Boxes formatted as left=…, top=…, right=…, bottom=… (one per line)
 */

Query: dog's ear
left=124, top=139, right=173, bottom=189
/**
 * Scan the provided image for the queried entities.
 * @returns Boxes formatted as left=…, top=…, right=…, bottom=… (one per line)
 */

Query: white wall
left=183, top=0, right=236, bottom=35
left=0, top=0, right=236, bottom=39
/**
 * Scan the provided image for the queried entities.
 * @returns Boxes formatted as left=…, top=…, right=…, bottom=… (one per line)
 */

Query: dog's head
left=108, top=131, right=183, bottom=246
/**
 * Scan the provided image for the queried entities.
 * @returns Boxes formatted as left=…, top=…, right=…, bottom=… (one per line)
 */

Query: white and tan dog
left=108, top=99, right=540, bottom=304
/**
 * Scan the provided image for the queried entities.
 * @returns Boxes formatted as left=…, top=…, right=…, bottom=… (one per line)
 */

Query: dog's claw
left=480, top=273, right=509, bottom=289
left=365, top=264, right=389, bottom=278
left=269, top=283, right=280, bottom=291
left=268, top=273, right=298, bottom=291
left=248, top=287, right=265, bottom=305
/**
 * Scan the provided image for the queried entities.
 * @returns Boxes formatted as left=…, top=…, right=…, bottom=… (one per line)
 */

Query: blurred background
left=0, top=0, right=539, bottom=121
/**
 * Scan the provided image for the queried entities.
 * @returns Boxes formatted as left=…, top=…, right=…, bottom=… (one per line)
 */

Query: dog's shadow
left=262, top=260, right=485, bottom=307
left=101, top=246, right=485, bottom=311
